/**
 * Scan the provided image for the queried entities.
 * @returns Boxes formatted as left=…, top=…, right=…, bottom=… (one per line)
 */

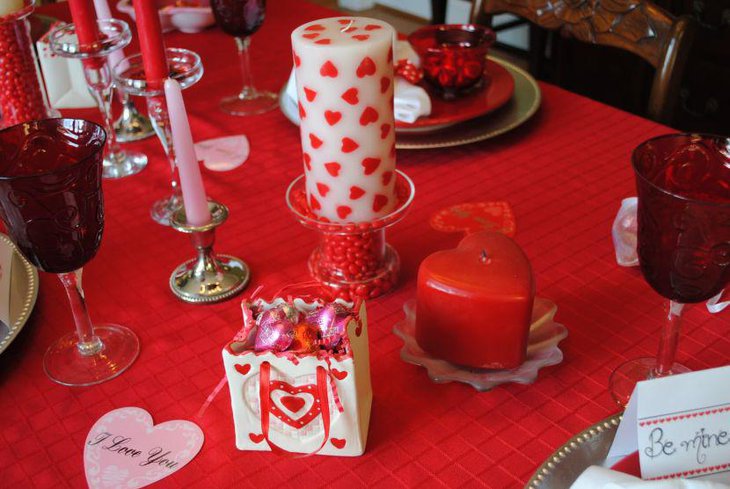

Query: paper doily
left=393, top=297, right=568, bottom=391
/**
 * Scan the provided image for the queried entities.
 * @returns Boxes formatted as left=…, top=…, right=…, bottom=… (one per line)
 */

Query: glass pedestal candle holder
left=286, top=171, right=415, bottom=301
left=169, top=201, right=250, bottom=304
left=49, top=19, right=148, bottom=179
left=113, top=48, right=203, bottom=225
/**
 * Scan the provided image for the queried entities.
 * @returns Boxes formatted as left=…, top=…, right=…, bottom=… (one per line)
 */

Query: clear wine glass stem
left=147, top=95, right=180, bottom=189
left=235, top=36, right=257, bottom=99
left=58, top=269, right=103, bottom=356
left=83, top=62, right=122, bottom=158
left=654, top=300, right=685, bottom=376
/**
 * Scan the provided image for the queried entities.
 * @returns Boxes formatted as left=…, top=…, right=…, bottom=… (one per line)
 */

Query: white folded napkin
left=285, top=39, right=432, bottom=124
left=572, top=467, right=730, bottom=489
left=611, top=197, right=728, bottom=313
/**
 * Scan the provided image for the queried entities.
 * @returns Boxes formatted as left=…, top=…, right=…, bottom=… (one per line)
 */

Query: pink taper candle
left=164, top=78, right=211, bottom=226
left=93, top=0, right=125, bottom=72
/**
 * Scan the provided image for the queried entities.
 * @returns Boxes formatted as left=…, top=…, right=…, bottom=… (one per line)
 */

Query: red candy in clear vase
left=0, top=0, right=54, bottom=129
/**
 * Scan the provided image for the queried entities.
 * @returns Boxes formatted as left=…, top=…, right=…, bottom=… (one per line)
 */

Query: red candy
left=0, top=10, right=51, bottom=129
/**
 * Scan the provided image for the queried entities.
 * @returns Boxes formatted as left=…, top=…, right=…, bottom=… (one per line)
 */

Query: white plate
left=0, top=234, right=39, bottom=355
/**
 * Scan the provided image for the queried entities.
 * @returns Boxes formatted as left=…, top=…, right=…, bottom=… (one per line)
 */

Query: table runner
left=1, top=1, right=728, bottom=487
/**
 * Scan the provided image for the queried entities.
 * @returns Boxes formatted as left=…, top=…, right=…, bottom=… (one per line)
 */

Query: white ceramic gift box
left=292, top=17, right=398, bottom=223
left=222, top=299, right=372, bottom=456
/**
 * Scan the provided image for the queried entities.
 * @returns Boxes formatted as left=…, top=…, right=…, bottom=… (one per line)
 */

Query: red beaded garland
left=0, top=8, right=51, bottom=129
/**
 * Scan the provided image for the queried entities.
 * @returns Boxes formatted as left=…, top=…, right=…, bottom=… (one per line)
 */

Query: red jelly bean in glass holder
left=408, top=24, right=495, bottom=100
left=286, top=171, right=415, bottom=302
left=0, top=0, right=56, bottom=130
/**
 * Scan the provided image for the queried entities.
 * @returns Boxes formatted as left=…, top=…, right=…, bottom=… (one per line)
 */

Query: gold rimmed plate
left=0, top=233, right=39, bottom=355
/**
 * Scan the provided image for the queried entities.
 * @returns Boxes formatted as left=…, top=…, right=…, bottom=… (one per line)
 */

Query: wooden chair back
left=470, top=0, right=695, bottom=124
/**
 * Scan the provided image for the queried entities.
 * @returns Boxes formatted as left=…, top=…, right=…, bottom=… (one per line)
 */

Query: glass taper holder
left=49, top=19, right=148, bottom=179
left=285, top=171, right=415, bottom=301
left=169, top=201, right=250, bottom=303
left=114, top=90, right=154, bottom=142
left=113, top=48, right=203, bottom=225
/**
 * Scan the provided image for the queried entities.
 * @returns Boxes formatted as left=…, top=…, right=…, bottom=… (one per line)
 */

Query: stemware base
left=113, top=100, right=155, bottom=143
left=103, top=151, right=148, bottom=179
left=43, top=324, right=140, bottom=386
left=609, top=357, right=691, bottom=406
left=220, top=91, right=277, bottom=116
left=150, top=193, right=183, bottom=226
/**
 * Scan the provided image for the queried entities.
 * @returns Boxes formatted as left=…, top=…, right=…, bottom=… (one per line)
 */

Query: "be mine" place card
left=609, top=365, right=730, bottom=483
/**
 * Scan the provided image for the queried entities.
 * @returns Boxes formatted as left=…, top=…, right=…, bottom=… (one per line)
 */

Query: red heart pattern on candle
left=341, top=87, right=359, bottom=105
left=320, top=61, right=338, bottom=78
left=359, top=106, right=378, bottom=126
left=324, top=110, right=342, bottom=126
left=325, top=162, right=341, bottom=176
left=356, top=57, right=376, bottom=77
left=303, top=153, right=312, bottom=171
left=361, top=157, right=380, bottom=175
left=349, top=186, right=365, bottom=199
left=293, top=17, right=397, bottom=222
left=309, top=133, right=323, bottom=149
left=304, top=87, right=317, bottom=102
left=341, top=137, right=359, bottom=153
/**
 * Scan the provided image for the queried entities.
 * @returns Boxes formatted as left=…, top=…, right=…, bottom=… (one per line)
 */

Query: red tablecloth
left=2, top=1, right=729, bottom=488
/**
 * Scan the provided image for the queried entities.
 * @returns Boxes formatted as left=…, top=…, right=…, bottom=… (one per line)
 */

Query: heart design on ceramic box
left=84, top=407, right=204, bottom=489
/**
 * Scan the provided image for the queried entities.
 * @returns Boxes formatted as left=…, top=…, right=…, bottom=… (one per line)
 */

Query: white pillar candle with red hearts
left=292, top=17, right=397, bottom=223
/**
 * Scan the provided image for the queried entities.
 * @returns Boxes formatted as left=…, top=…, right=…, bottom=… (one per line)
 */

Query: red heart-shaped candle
left=415, top=231, right=535, bottom=369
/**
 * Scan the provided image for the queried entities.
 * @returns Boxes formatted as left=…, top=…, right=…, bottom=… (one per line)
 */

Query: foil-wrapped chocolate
left=254, top=306, right=296, bottom=352
left=306, top=303, right=350, bottom=349
left=288, top=322, right=319, bottom=353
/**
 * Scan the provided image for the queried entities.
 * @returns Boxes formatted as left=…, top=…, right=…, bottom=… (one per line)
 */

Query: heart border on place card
left=84, top=407, right=204, bottom=489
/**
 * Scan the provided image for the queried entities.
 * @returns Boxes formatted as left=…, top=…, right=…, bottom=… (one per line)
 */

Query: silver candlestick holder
left=114, top=91, right=154, bottom=142
left=169, top=201, right=250, bottom=303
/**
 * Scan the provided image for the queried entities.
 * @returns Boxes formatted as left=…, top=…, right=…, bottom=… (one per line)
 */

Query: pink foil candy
left=254, top=306, right=296, bottom=352
left=306, top=303, right=350, bottom=349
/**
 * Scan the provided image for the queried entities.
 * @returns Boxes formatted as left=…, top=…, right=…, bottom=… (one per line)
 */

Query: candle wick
left=480, top=249, right=490, bottom=264
left=340, top=19, right=354, bottom=33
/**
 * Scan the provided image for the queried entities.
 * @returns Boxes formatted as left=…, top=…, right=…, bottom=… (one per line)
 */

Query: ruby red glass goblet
left=0, top=119, right=139, bottom=386
left=609, top=133, right=730, bottom=405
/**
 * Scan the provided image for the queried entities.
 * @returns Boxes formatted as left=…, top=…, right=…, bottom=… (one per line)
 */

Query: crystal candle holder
left=169, top=201, right=250, bottom=304
left=286, top=171, right=415, bottom=301
left=49, top=19, right=148, bottom=179
left=113, top=48, right=203, bottom=225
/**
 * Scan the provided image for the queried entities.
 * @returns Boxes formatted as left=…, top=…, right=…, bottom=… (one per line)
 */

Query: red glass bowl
left=408, top=24, right=496, bottom=99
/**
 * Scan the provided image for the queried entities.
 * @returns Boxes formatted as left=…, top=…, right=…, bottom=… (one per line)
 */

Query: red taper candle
left=132, top=0, right=169, bottom=88
left=68, top=0, right=100, bottom=46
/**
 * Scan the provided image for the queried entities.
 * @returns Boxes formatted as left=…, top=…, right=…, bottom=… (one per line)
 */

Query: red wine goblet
left=609, top=133, right=730, bottom=405
left=0, top=118, right=139, bottom=386
left=211, top=0, right=277, bottom=116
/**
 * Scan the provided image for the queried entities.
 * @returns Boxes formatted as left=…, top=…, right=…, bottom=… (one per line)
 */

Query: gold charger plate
left=278, top=56, right=541, bottom=150
left=0, top=233, right=39, bottom=355
left=525, top=414, right=623, bottom=489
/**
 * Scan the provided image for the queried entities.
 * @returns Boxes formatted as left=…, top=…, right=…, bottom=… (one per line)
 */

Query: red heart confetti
left=325, top=162, right=341, bottom=177
left=302, top=32, right=319, bottom=39
left=303, top=153, right=311, bottom=171
left=337, top=206, right=352, bottom=219
left=315, top=39, right=331, bottom=45
left=324, top=110, right=342, bottom=126
left=380, top=76, right=390, bottom=93
left=309, top=133, right=323, bottom=149
left=349, top=186, right=365, bottom=199
left=361, top=157, right=380, bottom=175
left=234, top=364, right=250, bottom=375
left=352, top=34, right=369, bottom=41
left=380, top=124, right=390, bottom=139
left=364, top=24, right=382, bottom=31
left=382, top=171, right=393, bottom=185
left=331, top=438, right=346, bottom=449
left=359, top=106, right=378, bottom=126
left=373, top=194, right=388, bottom=212
left=317, top=182, right=330, bottom=197
left=356, top=57, right=376, bottom=78
left=310, top=195, right=321, bottom=210
left=341, top=137, right=359, bottom=153
left=305, top=24, right=325, bottom=31
left=430, top=201, right=516, bottom=236
left=298, top=101, right=306, bottom=119
left=249, top=433, right=265, bottom=443
left=304, top=87, right=317, bottom=102
left=341, top=87, right=359, bottom=105
left=320, top=60, right=338, bottom=78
